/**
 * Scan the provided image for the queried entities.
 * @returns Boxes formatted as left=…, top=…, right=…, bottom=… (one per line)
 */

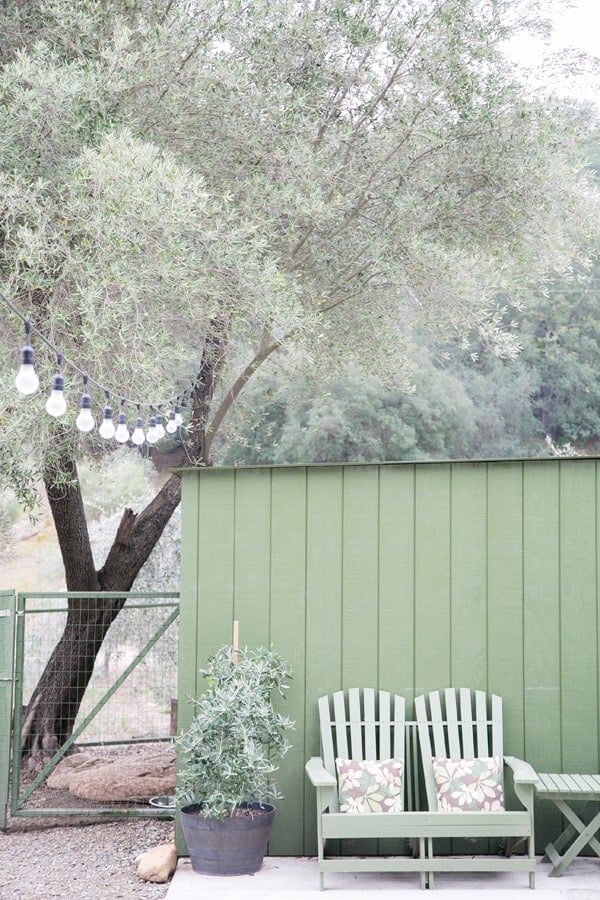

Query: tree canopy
left=0, top=0, right=596, bottom=489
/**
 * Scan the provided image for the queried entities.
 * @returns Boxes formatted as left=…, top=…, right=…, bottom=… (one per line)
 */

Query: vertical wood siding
left=178, top=459, right=600, bottom=855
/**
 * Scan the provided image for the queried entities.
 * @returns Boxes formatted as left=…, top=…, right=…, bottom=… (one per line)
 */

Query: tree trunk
left=20, top=321, right=250, bottom=771
left=21, top=440, right=183, bottom=769
left=20, top=597, right=126, bottom=765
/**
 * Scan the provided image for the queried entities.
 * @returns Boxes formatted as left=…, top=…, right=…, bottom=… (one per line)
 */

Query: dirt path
left=1, top=816, right=174, bottom=899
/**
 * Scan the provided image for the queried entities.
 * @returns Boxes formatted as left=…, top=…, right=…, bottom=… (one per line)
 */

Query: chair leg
left=427, top=837, right=434, bottom=889
left=529, top=833, right=536, bottom=888
left=418, top=837, right=427, bottom=889
left=316, top=811, right=325, bottom=890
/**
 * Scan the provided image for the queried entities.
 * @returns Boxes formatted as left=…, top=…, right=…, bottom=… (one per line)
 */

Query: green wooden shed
left=177, top=457, right=600, bottom=855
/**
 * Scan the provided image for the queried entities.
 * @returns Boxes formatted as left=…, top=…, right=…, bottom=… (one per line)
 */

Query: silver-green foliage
left=0, top=0, right=597, bottom=496
left=176, top=645, right=294, bottom=819
left=0, top=490, right=20, bottom=558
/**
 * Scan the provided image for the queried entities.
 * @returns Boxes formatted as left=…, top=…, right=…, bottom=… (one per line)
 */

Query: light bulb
left=15, top=345, right=39, bottom=395
left=45, top=374, right=67, bottom=417
left=98, top=406, right=115, bottom=439
left=155, top=415, right=166, bottom=440
left=75, top=394, right=95, bottom=432
left=131, top=417, right=145, bottom=446
left=174, top=405, right=183, bottom=428
left=146, top=416, right=159, bottom=444
left=114, top=412, right=130, bottom=444
left=166, top=410, right=177, bottom=434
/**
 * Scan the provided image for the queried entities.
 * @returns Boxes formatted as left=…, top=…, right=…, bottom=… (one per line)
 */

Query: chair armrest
left=504, top=756, right=538, bottom=785
left=305, top=757, right=337, bottom=788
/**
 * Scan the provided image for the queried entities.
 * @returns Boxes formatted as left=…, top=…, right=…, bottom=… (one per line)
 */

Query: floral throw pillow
left=335, top=758, right=403, bottom=814
left=432, top=756, right=504, bottom=812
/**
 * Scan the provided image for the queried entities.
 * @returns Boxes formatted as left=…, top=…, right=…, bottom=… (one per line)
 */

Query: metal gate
left=3, top=591, right=179, bottom=825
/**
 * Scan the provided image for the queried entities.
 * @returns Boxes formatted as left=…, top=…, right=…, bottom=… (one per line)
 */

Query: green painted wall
left=178, top=458, right=600, bottom=855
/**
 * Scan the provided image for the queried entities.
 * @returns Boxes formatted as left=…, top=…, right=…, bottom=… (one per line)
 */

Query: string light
left=166, top=409, right=177, bottom=434
left=45, top=354, right=67, bottom=417
left=75, top=374, right=95, bottom=432
left=4, top=291, right=189, bottom=445
left=114, top=400, right=130, bottom=444
left=146, top=416, right=159, bottom=444
left=98, top=390, right=116, bottom=440
left=131, top=407, right=146, bottom=446
left=15, top=319, right=40, bottom=395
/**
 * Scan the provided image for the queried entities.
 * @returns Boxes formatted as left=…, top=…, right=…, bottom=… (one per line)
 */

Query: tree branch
left=97, top=472, right=183, bottom=590
left=203, top=329, right=288, bottom=460
left=43, top=431, right=97, bottom=592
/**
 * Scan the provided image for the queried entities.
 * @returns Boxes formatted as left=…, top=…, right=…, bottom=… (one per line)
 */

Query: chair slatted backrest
left=318, top=688, right=406, bottom=813
left=414, top=688, right=503, bottom=811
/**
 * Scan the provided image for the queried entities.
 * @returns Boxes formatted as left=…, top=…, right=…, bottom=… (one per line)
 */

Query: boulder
left=136, top=842, right=177, bottom=883
left=67, top=750, right=176, bottom=801
left=47, top=753, right=111, bottom=791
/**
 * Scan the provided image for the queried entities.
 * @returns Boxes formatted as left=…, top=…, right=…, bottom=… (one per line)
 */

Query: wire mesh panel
left=11, top=592, right=179, bottom=819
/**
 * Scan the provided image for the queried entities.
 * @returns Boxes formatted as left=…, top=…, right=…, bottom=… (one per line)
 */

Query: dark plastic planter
left=179, top=801, right=276, bottom=876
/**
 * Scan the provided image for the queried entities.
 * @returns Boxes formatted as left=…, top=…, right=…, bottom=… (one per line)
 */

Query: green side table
left=535, top=773, right=600, bottom=876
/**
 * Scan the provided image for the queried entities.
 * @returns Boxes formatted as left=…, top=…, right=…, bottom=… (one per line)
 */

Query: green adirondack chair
left=414, top=688, right=537, bottom=888
left=306, top=686, right=538, bottom=890
left=305, top=687, right=430, bottom=890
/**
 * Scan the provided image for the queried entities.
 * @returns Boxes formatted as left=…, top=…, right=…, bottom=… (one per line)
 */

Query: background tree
left=520, top=254, right=600, bottom=446
left=0, top=0, right=596, bottom=766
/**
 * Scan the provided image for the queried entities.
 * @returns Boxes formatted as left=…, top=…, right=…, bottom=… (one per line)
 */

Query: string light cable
left=2, top=291, right=188, bottom=445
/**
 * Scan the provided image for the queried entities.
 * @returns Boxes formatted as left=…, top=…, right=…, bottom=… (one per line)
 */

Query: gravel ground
left=1, top=816, right=175, bottom=899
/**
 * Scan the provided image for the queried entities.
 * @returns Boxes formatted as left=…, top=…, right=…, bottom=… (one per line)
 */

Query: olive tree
left=0, top=0, right=596, bottom=767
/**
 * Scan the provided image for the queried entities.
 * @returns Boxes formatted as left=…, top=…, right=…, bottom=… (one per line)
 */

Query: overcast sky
left=550, top=0, right=600, bottom=55
left=506, top=0, right=599, bottom=103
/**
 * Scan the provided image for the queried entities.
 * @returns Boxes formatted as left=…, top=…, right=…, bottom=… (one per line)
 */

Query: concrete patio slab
left=166, top=856, right=600, bottom=898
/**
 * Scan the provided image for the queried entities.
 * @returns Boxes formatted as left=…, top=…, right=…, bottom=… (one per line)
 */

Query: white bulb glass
left=146, top=417, right=159, bottom=444
left=166, top=411, right=177, bottom=434
left=155, top=416, right=166, bottom=440
left=45, top=376, right=67, bottom=417
left=114, top=414, right=130, bottom=444
left=174, top=407, right=183, bottom=427
left=99, top=409, right=115, bottom=440
left=75, top=395, right=95, bottom=432
left=131, top=418, right=145, bottom=446
left=15, top=346, right=39, bottom=395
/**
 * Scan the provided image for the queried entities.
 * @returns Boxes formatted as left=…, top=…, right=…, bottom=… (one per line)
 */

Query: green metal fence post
left=0, top=591, right=16, bottom=829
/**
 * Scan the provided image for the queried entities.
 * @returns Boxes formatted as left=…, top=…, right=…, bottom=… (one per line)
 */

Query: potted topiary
left=176, top=644, right=294, bottom=876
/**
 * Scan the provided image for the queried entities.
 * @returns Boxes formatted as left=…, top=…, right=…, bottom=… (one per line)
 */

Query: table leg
left=543, top=821, right=575, bottom=858
left=545, top=801, right=600, bottom=877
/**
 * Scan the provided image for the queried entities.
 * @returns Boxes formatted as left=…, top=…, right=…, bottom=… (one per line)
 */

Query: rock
left=67, top=750, right=176, bottom=801
left=47, top=754, right=111, bottom=790
left=136, top=842, right=177, bottom=883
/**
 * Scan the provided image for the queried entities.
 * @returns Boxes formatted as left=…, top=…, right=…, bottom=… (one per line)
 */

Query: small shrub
left=176, top=645, right=294, bottom=819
